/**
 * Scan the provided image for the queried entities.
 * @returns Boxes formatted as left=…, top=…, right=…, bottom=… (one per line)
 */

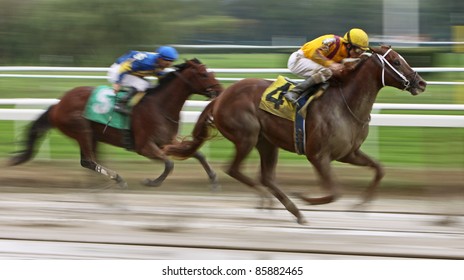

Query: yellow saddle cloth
left=259, top=75, right=326, bottom=154
left=259, top=75, right=324, bottom=121
left=259, top=76, right=297, bottom=121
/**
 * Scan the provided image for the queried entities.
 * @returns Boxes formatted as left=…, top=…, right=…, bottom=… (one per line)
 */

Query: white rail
left=2, top=98, right=464, bottom=110
left=1, top=66, right=463, bottom=86
left=1, top=65, right=463, bottom=127
left=3, top=66, right=463, bottom=72
left=1, top=99, right=463, bottom=127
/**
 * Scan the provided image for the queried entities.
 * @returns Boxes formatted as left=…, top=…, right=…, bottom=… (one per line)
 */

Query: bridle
left=173, top=65, right=220, bottom=97
left=374, top=48, right=415, bottom=91
left=339, top=48, right=420, bottom=127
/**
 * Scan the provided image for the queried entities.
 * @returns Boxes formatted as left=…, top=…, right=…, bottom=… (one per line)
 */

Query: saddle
left=83, top=86, right=135, bottom=150
left=259, top=76, right=327, bottom=154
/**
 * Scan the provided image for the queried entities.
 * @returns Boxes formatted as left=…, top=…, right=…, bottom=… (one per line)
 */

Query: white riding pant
left=107, top=63, right=151, bottom=91
left=287, top=50, right=332, bottom=83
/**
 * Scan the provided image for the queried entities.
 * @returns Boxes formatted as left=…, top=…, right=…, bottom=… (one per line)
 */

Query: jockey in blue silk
left=107, top=46, right=179, bottom=114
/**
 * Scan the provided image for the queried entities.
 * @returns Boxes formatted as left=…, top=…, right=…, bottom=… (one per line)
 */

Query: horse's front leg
left=135, top=141, right=174, bottom=187
left=339, top=149, right=385, bottom=205
left=192, top=151, right=220, bottom=191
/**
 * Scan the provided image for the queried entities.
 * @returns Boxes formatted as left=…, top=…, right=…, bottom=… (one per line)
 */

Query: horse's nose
left=419, top=79, right=427, bottom=89
left=411, top=79, right=427, bottom=95
left=211, top=84, right=224, bottom=96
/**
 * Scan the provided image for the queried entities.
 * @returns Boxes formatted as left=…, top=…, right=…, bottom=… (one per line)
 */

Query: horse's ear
left=191, top=58, right=202, bottom=64
left=173, top=60, right=188, bottom=70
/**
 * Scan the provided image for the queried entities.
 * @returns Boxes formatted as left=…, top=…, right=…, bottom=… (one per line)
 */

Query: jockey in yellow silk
left=107, top=46, right=179, bottom=114
left=284, top=28, right=370, bottom=104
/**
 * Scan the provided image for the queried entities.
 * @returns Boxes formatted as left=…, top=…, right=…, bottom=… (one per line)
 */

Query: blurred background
left=0, top=0, right=463, bottom=195
left=0, top=0, right=463, bottom=65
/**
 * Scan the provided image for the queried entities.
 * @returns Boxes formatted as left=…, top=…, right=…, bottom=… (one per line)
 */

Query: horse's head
left=173, top=58, right=223, bottom=98
left=370, top=46, right=427, bottom=95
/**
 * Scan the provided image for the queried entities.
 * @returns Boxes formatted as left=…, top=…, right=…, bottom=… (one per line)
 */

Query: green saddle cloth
left=83, top=85, right=130, bottom=130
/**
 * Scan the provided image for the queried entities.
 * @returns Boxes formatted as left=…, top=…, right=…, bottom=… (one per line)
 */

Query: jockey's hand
left=113, top=83, right=121, bottom=93
left=329, top=62, right=344, bottom=73
left=342, top=58, right=361, bottom=71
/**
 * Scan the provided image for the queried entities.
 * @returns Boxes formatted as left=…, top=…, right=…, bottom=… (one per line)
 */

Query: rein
left=339, top=47, right=417, bottom=127
left=375, top=48, right=410, bottom=90
left=163, top=113, right=179, bottom=124
left=338, top=85, right=371, bottom=127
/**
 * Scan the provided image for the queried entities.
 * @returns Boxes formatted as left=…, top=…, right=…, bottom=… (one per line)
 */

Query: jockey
left=107, top=45, right=179, bottom=114
left=284, top=28, right=369, bottom=104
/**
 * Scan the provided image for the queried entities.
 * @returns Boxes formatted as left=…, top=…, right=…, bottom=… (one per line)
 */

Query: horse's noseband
left=375, top=48, right=412, bottom=90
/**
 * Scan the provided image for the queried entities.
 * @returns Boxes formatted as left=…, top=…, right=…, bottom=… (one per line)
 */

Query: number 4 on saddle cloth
left=83, top=85, right=139, bottom=130
left=259, top=76, right=328, bottom=154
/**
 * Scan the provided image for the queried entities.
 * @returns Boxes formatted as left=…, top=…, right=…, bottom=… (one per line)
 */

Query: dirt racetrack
left=1, top=160, right=462, bottom=197
left=0, top=160, right=463, bottom=259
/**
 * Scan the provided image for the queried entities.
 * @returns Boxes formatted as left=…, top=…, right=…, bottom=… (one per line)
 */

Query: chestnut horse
left=164, top=46, right=427, bottom=224
left=9, top=58, right=223, bottom=188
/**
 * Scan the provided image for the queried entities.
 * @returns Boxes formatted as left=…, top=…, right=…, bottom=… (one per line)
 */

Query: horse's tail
left=164, top=100, right=217, bottom=159
left=8, top=105, right=55, bottom=166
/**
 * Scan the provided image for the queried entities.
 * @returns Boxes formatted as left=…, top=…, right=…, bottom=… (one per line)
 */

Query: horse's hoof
left=114, top=175, right=128, bottom=189
left=352, top=200, right=370, bottom=211
left=256, top=197, right=274, bottom=210
left=297, top=192, right=337, bottom=205
left=210, top=183, right=221, bottom=192
left=143, top=178, right=162, bottom=187
left=117, top=181, right=128, bottom=189
left=297, top=216, right=308, bottom=225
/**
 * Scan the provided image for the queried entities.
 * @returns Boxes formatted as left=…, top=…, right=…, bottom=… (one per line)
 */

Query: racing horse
left=164, top=46, right=427, bottom=224
left=9, top=58, right=223, bottom=188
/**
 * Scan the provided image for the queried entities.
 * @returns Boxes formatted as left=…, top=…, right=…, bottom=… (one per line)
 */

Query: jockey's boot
left=284, top=76, right=317, bottom=104
left=114, top=87, right=137, bottom=115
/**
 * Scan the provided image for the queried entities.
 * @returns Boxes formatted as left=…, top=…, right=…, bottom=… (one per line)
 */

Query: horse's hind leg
left=256, top=137, right=306, bottom=224
left=339, top=149, right=384, bottom=205
left=79, top=151, right=128, bottom=189
left=54, top=115, right=127, bottom=188
left=299, top=155, right=341, bottom=205
left=219, top=120, right=272, bottom=204
left=192, top=151, right=219, bottom=191
left=133, top=141, right=174, bottom=187
left=143, top=159, right=174, bottom=187
left=76, top=135, right=127, bottom=188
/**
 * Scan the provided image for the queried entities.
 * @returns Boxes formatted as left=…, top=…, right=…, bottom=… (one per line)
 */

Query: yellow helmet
left=344, top=28, right=369, bottom=50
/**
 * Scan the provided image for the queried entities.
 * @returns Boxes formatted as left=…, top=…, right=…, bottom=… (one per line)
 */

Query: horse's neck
left=340, top=60, right=383, bottom=119
left=155, top=78, right=191, bottom=114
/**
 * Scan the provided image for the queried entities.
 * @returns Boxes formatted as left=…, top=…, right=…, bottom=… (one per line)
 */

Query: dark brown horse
left=164, top=46, right=427, bottom=224
left=9, top=58, right=223, bottom=188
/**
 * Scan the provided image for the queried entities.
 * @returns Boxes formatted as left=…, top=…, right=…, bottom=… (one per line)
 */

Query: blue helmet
left=156, top=46, right=178, bottom=61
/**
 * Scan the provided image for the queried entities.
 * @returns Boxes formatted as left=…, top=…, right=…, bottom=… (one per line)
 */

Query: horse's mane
left=332, top=48, right=383, bottom=84
left=146, top=58, right=203, bottom=94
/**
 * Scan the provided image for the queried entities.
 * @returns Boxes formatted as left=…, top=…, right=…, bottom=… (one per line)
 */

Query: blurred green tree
left=0, top=0, right=458, bottom=65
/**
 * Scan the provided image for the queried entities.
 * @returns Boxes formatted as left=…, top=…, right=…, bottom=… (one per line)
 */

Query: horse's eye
left=393, top=60, right=401, bottom=67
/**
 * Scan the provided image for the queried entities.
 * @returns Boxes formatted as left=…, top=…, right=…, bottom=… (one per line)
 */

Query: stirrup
left=114, top=104, right=131, bottom=115
left=284, top=92, right=299, bottom=104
